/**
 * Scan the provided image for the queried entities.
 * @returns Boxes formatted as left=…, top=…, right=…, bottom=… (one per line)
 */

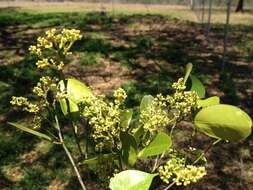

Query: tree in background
left=235, top=0, right=244, bottom=12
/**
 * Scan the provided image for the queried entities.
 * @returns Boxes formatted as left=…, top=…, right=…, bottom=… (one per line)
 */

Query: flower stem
left=55, top=115, right=86, bottom=190
left=193, top=138, right=221, bottom=165
left=164, top=181, right=176, bottom=190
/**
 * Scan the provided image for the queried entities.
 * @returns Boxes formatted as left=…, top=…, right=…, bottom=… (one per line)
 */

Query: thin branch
left=55, top=115, right=86, bottom=190
left=164, top=181, right=176, bottom=190
left=60, top=72, right=84, bottom=158
left=151, top=155, right=159, bottom=173
left=193, top=138, right=221, bottom=165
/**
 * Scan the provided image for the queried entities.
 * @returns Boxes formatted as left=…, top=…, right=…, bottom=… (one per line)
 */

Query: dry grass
left=1, top=1, right=253, bottom=25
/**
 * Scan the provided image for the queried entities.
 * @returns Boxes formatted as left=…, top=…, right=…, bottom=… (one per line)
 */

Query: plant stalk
left=55, top=115, right=86, bottom=190
left=164, top=181, right=176, bottom=190
left=60, top=72, right=84, bottom=158
left=193, top=139, right=221, bottom=165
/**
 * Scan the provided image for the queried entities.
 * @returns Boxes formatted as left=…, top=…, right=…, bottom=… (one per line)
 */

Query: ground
left=0, top=2, right=252, bottom=190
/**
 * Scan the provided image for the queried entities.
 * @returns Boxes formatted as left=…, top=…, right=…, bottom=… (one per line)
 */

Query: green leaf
left=59, top=78, right=93, bottom=115
left=197, top=96, right=220, bottom=108
left=133, top=125, right=145, bottom=144
left=194, top=104, right=252, bottom=142
left=8, top=122, right=52, bottom=141
left=109, top=170, right=157, bottom=190
left=140, top=95, right=154, bottom=113
left=190, top=75, right=205, bottom=98
left=138, top=132, right=172, bottom=157
left=79, top=153, right=117, bottom=166
left=183, top=63, right=193, bottom=85
left=120, top=109, right=133, bottom=129
left=120, top=132, right=138, bottom=167
left=59, top=98, right=79, bottom=116
left=59, top=78, right=93, bottom=103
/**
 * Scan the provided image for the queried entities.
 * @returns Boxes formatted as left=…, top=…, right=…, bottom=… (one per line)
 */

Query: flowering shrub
left=9, top=28, right=252, bottom=190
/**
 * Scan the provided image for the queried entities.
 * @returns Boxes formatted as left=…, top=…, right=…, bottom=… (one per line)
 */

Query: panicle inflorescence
left=80, top=88, right=128, bottom=151
left=167, top=77, right=198, bottom=119
left=139, top=78, right=198, bottom=134
left=33, top=76, right=58, bottom=99
left=140, top=98, right=170, bottom=133
left=11, top=96, right=39, bottom=113
left=29, top=28, right=82, bottom=70
left=159, top=156, right=206, bottom=186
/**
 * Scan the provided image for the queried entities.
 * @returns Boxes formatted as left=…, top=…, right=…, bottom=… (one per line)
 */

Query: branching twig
left=164, top=181, right=176, bottom=190
left=55, top=115, right=86, bottom=190
left=193, top=138, right=221, bottom=165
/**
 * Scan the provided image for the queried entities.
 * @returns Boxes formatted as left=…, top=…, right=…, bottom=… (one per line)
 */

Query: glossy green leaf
left=140, top=95, right=154, bottom=113
left=8, top=122, right=52, bottom=141
left=138, top=132, right=172, bottom=157
left=197, top=96, right=220, bottom=108
left=190, top=75, right=205, bottom=98
left=120, top=132, right=138, bottom=167
left=120, top=109, right=133, bottom=129
left=194, top=104, right=252, bottom=142
left=109, top=170, right=157, bottom=190
left=59, top=98, right=79, bottom=116
left=183, top=63, right=193, bottom=85
left=59, top=78, right=93, bottom=115
left=59, top=78, right=93, bottom=103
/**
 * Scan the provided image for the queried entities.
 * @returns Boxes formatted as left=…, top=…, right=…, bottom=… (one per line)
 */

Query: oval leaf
left=190, top=75, right=205, bottom=98
left=194, top=104, right=252, bottom=142
left=197, top=96, right=220, bottom=108
left=109, top=170, right=157, bottom=190
left=59, top=79, right=93, bottom=115
left=120, top=109, right=133, bottom=129
left=138, top=132, right=172, bottom=157
left=120, top=132, right=138, bottom=167
left=140, top=95, right=154, bottom=113
left=8, top=122, right=52, bottom=141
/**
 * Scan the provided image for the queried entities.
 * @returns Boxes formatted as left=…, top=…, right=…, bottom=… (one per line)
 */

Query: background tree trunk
left=235, top=0, right=244, bottom=12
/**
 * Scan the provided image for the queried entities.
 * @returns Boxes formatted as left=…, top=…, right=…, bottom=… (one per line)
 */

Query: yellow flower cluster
left=81, top=88, right=127, bottom=151
left=33, top=76, right=58, bottom=99
left=139, top=78, right=198, bottom=133
left=165, top=78, right=197, bottom=120
left=140, top=99, right=169, bottom=133
left=173, top=165, right=206, bottom=186
left=10, top=96, right=39, bottom=113
left=159, top=157, right=206, bottom=186
left=29, top=28, right=82, bottom=70
left=113, top=88, right=127, bottom=105
left=159, top=157, right=185, bottom=184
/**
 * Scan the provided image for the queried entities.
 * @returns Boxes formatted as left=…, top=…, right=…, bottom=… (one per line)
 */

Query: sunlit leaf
left=197, top=96, right=220, bottom=108
left=59, top=78, right=93, bottom=115
left=120, top=109, right=133, bottom=129
left=109, top=170, right=157, bottom=190
left=140, top=95, right=154, bottom=113
left=8, top=122, right=52, bottom=141
left=138, top=132, right=172, bottom=157
left=190, top=75, right=205, bottom=98
left=194, top=104, right=252, bottom=142
left=59, top=98, right=79, bottom=116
